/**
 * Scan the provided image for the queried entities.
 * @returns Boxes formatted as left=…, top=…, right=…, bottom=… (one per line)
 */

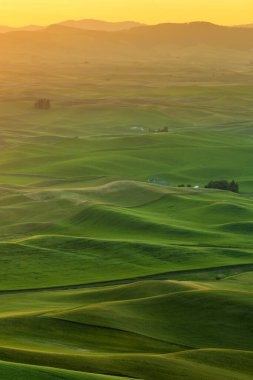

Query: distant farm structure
left=148, top=178, right=170, bottom=185
left=130, top=126, right=146, bottom=132
left=149, top=127, right=169, bottom=133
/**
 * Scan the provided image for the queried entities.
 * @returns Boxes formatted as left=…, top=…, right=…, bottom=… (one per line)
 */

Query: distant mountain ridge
left=56, top=19, right=144, bottom=31
left=0, top=19, right=144, bottom=33
left=1, top=21, right=253, bottom=64
left=236, top=24, right=253, bottom=28
left=1, top=20, right=253, bottom=34
left=0, top=25, right=43, bottom=33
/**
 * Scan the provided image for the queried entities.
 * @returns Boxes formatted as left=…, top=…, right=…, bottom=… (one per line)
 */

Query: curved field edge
left=0, top=180, right=252, bottom=290
left=0, top=360, right=134, bottom=380
left=1, top=262, right=253, bottom=293
left=0, top=236, right=253, bottom=290
left=0, top=349, right=252, bottom=380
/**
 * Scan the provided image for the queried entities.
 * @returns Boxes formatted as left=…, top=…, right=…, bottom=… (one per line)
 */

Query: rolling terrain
left=0, top=19, right=143, bottom=34
left=2, top=22, right=253, bottom=64
left=0, top=22, right=253, bottom=379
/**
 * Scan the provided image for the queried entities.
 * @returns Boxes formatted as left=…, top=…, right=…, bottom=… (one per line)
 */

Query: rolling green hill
left=0, top=175, right=252, bottom=379
left=0, top=24, right=253, bottom=378
left=0, top=277, right=253, bottom=379
left=0, top=181, right=252, bottom=290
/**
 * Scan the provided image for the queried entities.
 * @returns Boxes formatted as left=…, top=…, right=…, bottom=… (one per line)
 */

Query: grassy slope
left=0, top=130, right=252, bottom=190
left=0, top=182, right=252, bottom=289
left=0, top=57, right=253, bottom=378
left=0, top=277, right=253, bottom=379
left=0, top=361, right=133, bottom=380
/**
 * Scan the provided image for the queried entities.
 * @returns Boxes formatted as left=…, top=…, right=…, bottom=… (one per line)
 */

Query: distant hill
left=0, top=25, right=43, bottom=33
left=236, top=24, right=253, bottom=28
left=124, top=22, right=253, bottom=48
left=0, top=19, right=143, bottom=34
left=2, top=22, right=253, bottom=64
left=56, top=19, right=144, bottom=31
left=2, top=20, right=253, bottom=35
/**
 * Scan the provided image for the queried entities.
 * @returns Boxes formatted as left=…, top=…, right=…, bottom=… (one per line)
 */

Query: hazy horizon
left=1, top=18, right=253, bottom=29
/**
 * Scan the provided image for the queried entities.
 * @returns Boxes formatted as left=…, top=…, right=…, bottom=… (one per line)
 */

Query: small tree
left=230, top=180, right=239, bottom=193
left=34, top=98, right=51, bottom=110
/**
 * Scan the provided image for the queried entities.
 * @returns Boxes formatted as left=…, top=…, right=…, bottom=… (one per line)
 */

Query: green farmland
left=0, top=25, right=253, bottom=379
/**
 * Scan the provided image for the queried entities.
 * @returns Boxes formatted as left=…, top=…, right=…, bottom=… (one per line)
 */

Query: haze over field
left=2, top=21, right=253, bottom=71
left=2, top=19, right=253, bottom=34
left=0, top=20, right=144, bottom=33
left=0, top=1, right=253, bottom=379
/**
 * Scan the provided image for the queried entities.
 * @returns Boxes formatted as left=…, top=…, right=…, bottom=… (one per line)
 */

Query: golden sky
left=1, top=0, right=252, bottom=26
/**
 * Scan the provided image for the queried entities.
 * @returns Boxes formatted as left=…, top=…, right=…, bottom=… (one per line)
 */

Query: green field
left=0, top=33, right=253, bottom=378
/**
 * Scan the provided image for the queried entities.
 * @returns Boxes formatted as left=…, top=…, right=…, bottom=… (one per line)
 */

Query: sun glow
left=1, top=0, right=252, bottom=27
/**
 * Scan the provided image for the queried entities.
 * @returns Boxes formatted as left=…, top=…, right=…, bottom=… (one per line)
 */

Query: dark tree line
left=205, top=180, right=239, bottom=193
left=34, top=99, right=51, bottom=110
left=178, top=184, right=192, bottom=188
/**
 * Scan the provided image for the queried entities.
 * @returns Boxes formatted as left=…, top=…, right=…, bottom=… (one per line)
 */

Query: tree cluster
left=178, top=184, right=192, bottom=188
left=205, top=180, right=239, bottom=193
left=34, top=99, right=51, bottom=110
